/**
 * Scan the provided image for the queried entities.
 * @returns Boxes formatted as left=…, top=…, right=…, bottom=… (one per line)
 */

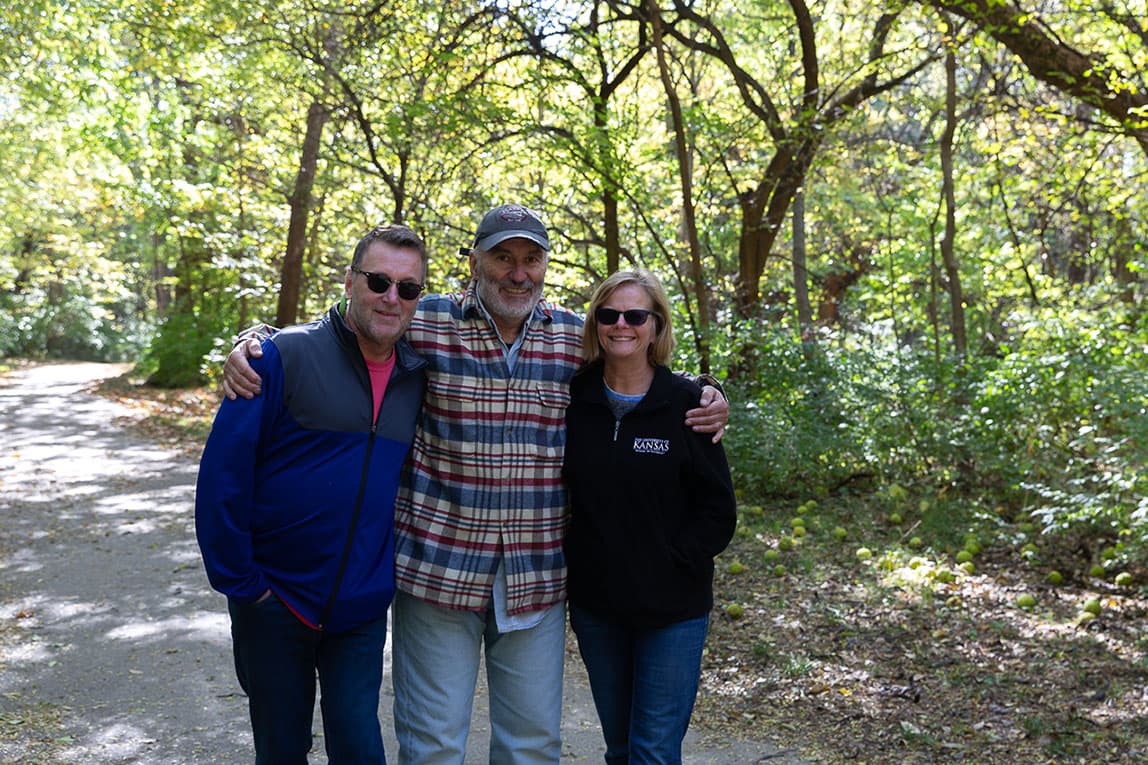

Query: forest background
left=2, top=0, right=1147, bottom=760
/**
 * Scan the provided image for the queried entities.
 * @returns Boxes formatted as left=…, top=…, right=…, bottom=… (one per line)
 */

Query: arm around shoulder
left=684, top=374, right=730, bottom=441
left=222, top=328, right=277, bottom=400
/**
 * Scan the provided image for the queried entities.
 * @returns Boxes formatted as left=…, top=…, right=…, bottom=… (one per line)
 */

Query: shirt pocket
left=536, top=383, right=571, bottom=411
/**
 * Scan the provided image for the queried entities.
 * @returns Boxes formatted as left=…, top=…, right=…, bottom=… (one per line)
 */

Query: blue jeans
left=570, top=605, right=709, bottom=765
left=228, top=595, right=388, bottom=765
left=390, top=590, right=565, bottom=765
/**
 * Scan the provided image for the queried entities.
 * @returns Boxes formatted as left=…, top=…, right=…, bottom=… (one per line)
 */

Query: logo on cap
left=498, top=205, right=533, bottom=222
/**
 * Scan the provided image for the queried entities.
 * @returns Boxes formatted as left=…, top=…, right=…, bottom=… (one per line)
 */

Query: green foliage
left=969, top=304, right=1148, bottom=563
left=724, top=325, right=866, bottom=498
left=0, top=291, right=142, bottom=362
left=143, top=311, right=227, bottom=388
left=728, top=297, right=1148, bottom=553
left=0, top=240, right=148, bottom=362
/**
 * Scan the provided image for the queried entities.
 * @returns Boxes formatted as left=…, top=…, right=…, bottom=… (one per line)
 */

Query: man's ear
left=468, top=250, right=478, bottom=279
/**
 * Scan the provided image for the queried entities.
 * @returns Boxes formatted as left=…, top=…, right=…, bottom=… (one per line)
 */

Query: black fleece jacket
left=562, top=363, right=737, bottom=628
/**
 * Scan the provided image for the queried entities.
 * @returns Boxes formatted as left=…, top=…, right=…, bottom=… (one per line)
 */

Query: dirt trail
left=0, top=361, right=799, bottom=764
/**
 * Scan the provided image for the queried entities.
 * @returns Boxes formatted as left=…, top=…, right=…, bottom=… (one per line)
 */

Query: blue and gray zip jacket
left=195, top=303, right=426, bottom=633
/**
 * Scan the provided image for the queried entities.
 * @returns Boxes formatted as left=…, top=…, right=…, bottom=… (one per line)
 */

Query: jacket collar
left=572, top=361, right=674, bottom=412
left=328, top=302, right=426, bottom=373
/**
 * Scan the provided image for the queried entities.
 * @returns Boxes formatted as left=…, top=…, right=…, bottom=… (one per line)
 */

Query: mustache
left=498, top=277, right=537, bottom=289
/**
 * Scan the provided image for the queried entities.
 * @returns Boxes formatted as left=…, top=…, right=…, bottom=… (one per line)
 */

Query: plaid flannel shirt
left=393, top=285, right=584, bottom=615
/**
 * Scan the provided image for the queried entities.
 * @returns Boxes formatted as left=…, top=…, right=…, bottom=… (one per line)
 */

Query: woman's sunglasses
left=351, top=267, right=424, bottom=301
left=594, top=307, right=654, bottom=327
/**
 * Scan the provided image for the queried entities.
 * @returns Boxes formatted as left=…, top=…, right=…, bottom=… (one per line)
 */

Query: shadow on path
left=1, top=362, right=248, bottom=764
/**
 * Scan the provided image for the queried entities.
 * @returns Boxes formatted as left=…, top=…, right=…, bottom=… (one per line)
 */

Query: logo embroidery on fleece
left=632, top=437, right=670, bottom=455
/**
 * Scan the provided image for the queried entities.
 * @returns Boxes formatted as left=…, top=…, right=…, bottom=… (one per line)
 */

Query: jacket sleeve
left=194, top=341, right=282, bottom=602
left=672, top=417, right=738, bottom=568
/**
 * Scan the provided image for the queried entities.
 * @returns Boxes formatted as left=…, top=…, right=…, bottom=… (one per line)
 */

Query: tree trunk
left=649, top=0, right=709, bottom=371
left=792, top=184, right=812, bottom=339
left=940, top=37, right=966, bottom=357
left=276, top=98, right=328, bottom=328
left=602, top=190, right=620, bottom=274
left=596, top=102, right=622, bottom=274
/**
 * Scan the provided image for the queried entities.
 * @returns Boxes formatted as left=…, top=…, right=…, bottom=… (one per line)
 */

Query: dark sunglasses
left=351, top=267, right=424, bottom=300
left=594, top=307, right=655, bottom=327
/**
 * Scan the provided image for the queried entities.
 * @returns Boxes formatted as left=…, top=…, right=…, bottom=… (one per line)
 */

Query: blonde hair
left=581, top=269, right=675, bottom=366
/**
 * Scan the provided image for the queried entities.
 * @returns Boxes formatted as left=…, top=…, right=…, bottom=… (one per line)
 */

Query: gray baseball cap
left=472, top=204, right=550, bottom=252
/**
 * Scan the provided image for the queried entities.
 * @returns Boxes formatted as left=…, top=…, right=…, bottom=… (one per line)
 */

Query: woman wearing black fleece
left=562, top=269, right=737, bottom=765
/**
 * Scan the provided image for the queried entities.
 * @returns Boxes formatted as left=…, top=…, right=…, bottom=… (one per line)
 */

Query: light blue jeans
left=391, top=590, right=565, bottom=765
left=570, top=604, right=709, bottom=765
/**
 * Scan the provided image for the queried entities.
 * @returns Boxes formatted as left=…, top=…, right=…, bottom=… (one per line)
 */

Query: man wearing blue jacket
left=195, top=223, right=429, bottom=764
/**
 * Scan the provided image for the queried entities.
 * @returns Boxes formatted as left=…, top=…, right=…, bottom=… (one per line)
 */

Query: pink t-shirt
left=364, top=353, right=397, bottom=423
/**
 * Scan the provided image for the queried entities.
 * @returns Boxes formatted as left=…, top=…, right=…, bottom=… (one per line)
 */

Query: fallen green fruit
left=1083, top=598, right=1102, bottom=616
left=1016, top=593, right=1037, bottom=608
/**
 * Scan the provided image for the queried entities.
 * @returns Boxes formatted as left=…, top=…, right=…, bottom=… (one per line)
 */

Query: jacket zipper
left=317, top=365, right=391, bottom=630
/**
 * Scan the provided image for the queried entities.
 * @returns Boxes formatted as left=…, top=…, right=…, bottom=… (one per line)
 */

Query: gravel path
left=0, top=361, right=800, bottom=764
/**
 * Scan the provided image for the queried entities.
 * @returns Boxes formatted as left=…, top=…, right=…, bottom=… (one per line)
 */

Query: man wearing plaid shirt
left=223, top=204, right=728, bottom=765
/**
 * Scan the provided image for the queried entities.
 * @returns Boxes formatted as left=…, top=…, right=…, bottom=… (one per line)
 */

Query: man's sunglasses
left=351, top=267, right=424, bottom=301
left=594, top=307, right=655, bottom=327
